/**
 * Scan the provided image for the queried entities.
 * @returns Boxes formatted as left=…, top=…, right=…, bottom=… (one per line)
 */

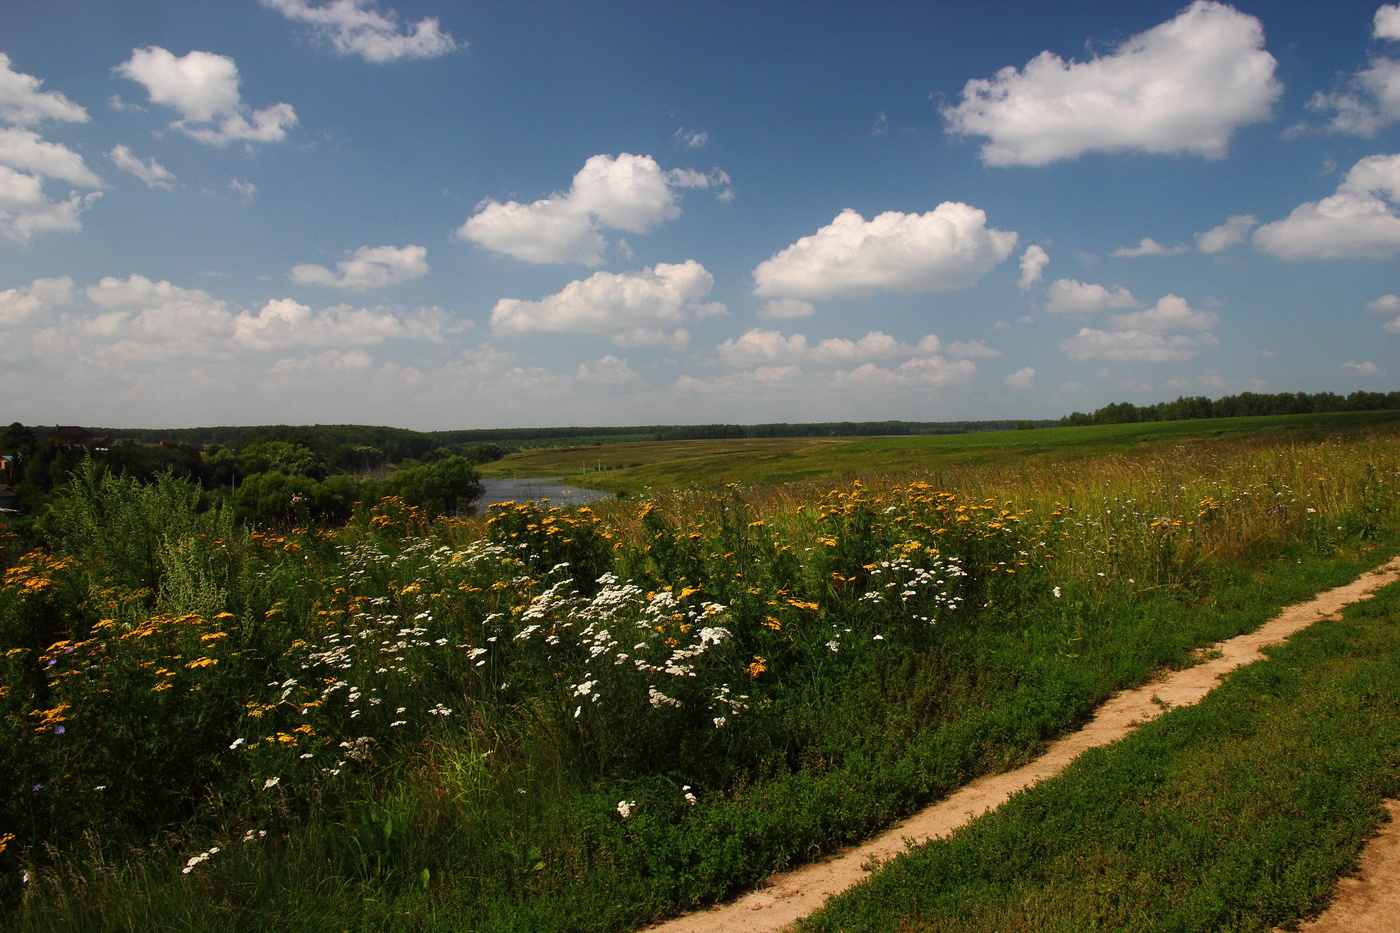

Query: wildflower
left=229, top=737, right=245, bottom=750
left=1053, top=586, right=1062, bottom=598
left=53, top=726, right=65, bottom=735
left=683, top=786, right=697, bottom=806
left=262, top=777, right=280, bottom=790
left=616, top=800, right=636, bottom=819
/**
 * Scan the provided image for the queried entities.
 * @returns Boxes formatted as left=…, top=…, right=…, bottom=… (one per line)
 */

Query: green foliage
left=0, top=427, right=1397, bottom=932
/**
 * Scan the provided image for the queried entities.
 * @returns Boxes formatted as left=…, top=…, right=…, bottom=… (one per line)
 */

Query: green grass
left=479, top=411, right=1400, bottom=496
left=799, top=571, right=1400, bottom=933
left=3, top=419, right=1399, bottom=932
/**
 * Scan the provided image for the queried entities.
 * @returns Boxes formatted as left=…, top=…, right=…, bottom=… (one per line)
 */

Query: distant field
left=477, top=410, right=1400, bottom=496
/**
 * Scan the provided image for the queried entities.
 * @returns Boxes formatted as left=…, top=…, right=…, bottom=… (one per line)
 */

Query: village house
left=46, top=425, right=94, bottom=448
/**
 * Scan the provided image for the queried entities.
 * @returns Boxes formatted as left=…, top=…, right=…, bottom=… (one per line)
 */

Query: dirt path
left=646, top=556, right=1400, bottom=933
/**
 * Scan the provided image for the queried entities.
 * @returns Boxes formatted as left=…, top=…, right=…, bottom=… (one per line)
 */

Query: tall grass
left=1, top=428, right=1397, bottom=931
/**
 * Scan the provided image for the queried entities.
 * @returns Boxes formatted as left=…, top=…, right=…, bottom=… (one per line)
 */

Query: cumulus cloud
left=942, top=1, right=1280, bottom=166
left=108, top=145, right=177, bottom=190
left=946, top=339, right=1001, bottom=358
left=1254, top=153, right=1400, bottom=259
left=289, top=244, right=429, bottom=290
left=1371, top=293, right=1400, bottom=332
left=1044, top=279, right=1138, bottom=316
left=1196, top=214, right=1257, bottom=252
left=1307, top=10, right=1400, bottom=138
left=1112, top=237, right=1187, bottom=258
left=716, top=328, right=945, bottom=368
left=1379, top=4, right=1400, bottom=40
left=0, top=127, right=101, bottom=187
left=757, top=298, right=816, bottom=319
left=751, top=204, right=1017, bottom=301
left=1107, top=294, right=1218, bottom=333
left=0, top=52, right=88, bottom=125
left=0, top=276, right=74, bottom=326
left=0, top=166, right=101, bottom=243
left=117, top=46, right=297, bottom=146
left=490, top=260, right=726, bottom=345
left=1343, top=360, right=1380, bottom=375
left=262, top=0, right=461, bottom=62
left=3, top=272, right=458, bottom=365
left=1308, top=56, right=1400, bottom=137
left=576, top=355, right=639, bottom=383
left=0, top=59, right=102, bottom=242
left=457, top=154, right=731, bottom=265
left=233, top=297, right=452, bottom=349
left=1004, top=367, right=1036, bottom=389
left=1018, top=244, right=1049, bottom=289
left=1059, top=294, right=1219, bottom=362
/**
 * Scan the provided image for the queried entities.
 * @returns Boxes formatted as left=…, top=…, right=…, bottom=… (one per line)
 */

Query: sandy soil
left=645, top=556, right=1400, bottom=933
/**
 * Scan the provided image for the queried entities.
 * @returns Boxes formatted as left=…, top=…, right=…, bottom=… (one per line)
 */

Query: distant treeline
left=87, top=423, right=444, bottom=465
left=1060, top=391, right=1400, bottom=426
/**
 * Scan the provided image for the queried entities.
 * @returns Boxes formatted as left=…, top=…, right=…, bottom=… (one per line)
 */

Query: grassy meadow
left=2, top=414, right=1399, bottom=931
left=476, top=409, right=1400, bottom=495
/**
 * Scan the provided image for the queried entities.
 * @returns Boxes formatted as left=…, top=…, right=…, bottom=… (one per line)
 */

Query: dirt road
left=646, top=556, right=1400, bottom=933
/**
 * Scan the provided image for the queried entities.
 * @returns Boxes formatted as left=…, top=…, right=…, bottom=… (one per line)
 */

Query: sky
left=2, top=0, right=1399, bottom=431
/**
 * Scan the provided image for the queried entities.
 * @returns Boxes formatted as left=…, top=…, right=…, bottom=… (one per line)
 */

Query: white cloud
left=457, top=154, right=729, bottom=265
left=946, top=339, right=1001, bottom=358
left=290, top=244, right=429, bottom=290
left=262, top=0, right=461, bottom=63
left=1379, top=5, right=1400, bottom=39
left=1111, top=237, right=1187, bottom=258
left=268, top=348, right=375, bottom=379
left=1371, top=293, right=1400, bottom=332
left=1308, top=56, right=1400, bottom=137
left=1108, top=294, right=1218, bottom=333
left=0, top=165, right=101, bottom=243
left=716, top=328, right=944, bottom=368
left=1061, top=328, right=1218, bottom=362
left=1018, top=244, right=1049, bottom=289
left=490, top=260, right=727, bottom=345
left=108, top=145, right=177, bottom=190
left=1044, top=278, right=1138, bottom=316
left=0, top=53, right=87, bottom=125
left=751, top=204, right=1017, bottom=300
left=0, top=128, right=101, bottom=187
left=1195, top=214, right=1257, bottom=252
left=117, top=47, right=297, bottom=146
left=0, top=276, right=73, bottom=326
left=674, top=127, right=708, bottom=148
left=1004, top=367, right=1036, bottom=389
left=576, top=355, right=639, bottom=383
left=1343, top=360, right=1380, bottom=374
left=234, top=298, right=456, bottom=350
left=1254, top=153, right=1400, bottom=259
left=1059, top=294, right=1218, bottom=362
left=943, top=1, right=1279, bottom=166
left=229, top=178, right=258, bottom=205
left=757, top=298, right=816, bottom=319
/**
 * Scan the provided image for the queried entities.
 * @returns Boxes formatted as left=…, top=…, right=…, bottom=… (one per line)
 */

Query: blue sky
left=2, top=0, right=1398, bottom=430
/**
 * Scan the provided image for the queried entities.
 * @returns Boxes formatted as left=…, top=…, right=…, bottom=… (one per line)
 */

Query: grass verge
left=799, top=565, right=1400, bottom=933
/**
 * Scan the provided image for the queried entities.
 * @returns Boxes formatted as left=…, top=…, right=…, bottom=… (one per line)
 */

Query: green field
left=3, top=411, right=1400, bottom=932
left=479, top=410, right=1400, bottom=495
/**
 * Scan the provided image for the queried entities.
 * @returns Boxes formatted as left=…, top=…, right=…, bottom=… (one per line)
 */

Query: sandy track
left=645, top=556, right=1400, bottom=933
